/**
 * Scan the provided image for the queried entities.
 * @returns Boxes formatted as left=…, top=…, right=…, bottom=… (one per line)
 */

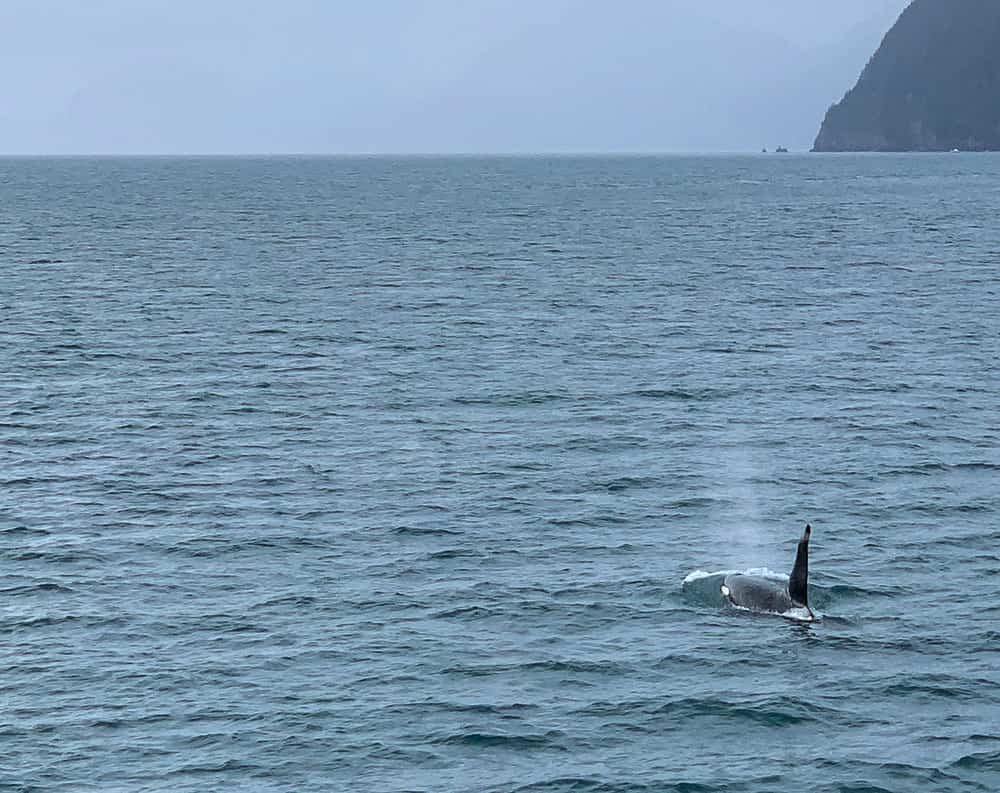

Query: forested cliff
left=813, top=0, right=1000, bottom=151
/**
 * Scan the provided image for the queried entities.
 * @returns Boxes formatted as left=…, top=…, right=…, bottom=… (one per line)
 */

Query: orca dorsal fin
left=788, top=523, right=810, bottom=607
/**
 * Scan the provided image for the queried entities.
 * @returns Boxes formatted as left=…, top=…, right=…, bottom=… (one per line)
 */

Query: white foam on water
left=682, top=569, right=739, bottom=584
left=726, top=600, right=817, bottom=623
left=742, top=567, right=787, bottom=581
left=781, top=607, right=818, bottom=623
left=683, top=567, right=787, bottom=584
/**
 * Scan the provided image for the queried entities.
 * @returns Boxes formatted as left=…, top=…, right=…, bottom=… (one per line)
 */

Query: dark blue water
left=2, top=155, right=999, bottom=792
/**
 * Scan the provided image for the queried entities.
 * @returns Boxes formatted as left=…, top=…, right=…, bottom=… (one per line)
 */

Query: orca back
left=723, top=573, right=793, bottom=614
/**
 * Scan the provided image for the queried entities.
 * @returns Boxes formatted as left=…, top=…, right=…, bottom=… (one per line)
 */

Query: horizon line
left=0, top=149, right=845, bottom=159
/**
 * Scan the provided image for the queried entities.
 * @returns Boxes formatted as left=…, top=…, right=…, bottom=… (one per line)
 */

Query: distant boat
left=762, top=147, right=768, bottom=153
left=951, top=148, right=961, bottom=153
left=775, top=146, right=789, bottom=153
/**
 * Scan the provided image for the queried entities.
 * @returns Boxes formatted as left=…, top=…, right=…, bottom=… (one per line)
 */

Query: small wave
left=880, top=460, right=1000, bottom=478
left=8, top=548, right=108, bottom=564
left=250, top=594, right=319, bottom=610
left=0, top=525, right=50, bottom=537
left=814, top=758, right=969, bottom=788
left=593, top=476, right=659, bottom=492
left=575, top=695, right=836, bottom=726
left=880, top=673, right=997, bottom=702
left=380, top=700, right=537, bottom=717
left=949, top=751, right=1000, bottom=772
left=668, top=496, right=719, bottom=510
left=825, top=583, right=905, bottom=599
left=431, top=605, right=501, bottom=619
left=434, top=730, right=566, bottom=751
left=628, top=388, right=710, bottom=400
left=453, top=391, right=568, bottom=407
left=1, top=614, right=126, bottom=631
left=167, top=759, right=263, bottom=776
left=391, top=525, right=461, bottom=536
left=882, top=682, right=978, bottom=701
left=444, top=659, right=630, bottom=677
left=521, top=659, right=631, bottom=674
left=509, top=778, right=722, bottom=793
left=0, top=582, right=74, bottom=596
left=427, top=548, right=479, bottom=560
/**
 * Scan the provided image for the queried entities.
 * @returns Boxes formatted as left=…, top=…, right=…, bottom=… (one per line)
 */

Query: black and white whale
left=721, top=524, right=814, bottom=621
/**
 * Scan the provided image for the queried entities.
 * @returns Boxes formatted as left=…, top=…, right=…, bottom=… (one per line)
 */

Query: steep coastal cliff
left=813, top=0, right=1000, bottom=152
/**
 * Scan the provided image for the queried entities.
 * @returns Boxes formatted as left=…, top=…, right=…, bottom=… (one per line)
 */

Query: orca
left=720, top=524, right=814, bottom=621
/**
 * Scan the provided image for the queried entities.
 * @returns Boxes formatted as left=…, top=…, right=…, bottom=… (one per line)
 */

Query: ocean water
left=2, top=154, right=998, bottom=792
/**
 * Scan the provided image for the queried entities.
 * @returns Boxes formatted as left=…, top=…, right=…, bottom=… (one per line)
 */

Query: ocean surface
left=2, top=154, right=999, bottom=792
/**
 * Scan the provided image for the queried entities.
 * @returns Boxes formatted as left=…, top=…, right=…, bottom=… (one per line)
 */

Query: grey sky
left=0, top=0, right=909, bottom=154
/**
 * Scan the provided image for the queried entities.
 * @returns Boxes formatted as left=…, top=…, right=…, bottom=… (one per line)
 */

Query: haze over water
left=2, top=154, right=999, bottom=791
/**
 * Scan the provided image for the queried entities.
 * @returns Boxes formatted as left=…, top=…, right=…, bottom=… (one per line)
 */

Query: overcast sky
left=0, top=0, right=910, bottom=154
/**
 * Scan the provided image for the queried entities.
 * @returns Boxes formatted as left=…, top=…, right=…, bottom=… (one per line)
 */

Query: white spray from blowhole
left=705, top=440, right=786, bottom=577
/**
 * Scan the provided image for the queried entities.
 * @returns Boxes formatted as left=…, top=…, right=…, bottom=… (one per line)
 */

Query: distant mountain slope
left=813, top=0, right=1000, bottom=151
